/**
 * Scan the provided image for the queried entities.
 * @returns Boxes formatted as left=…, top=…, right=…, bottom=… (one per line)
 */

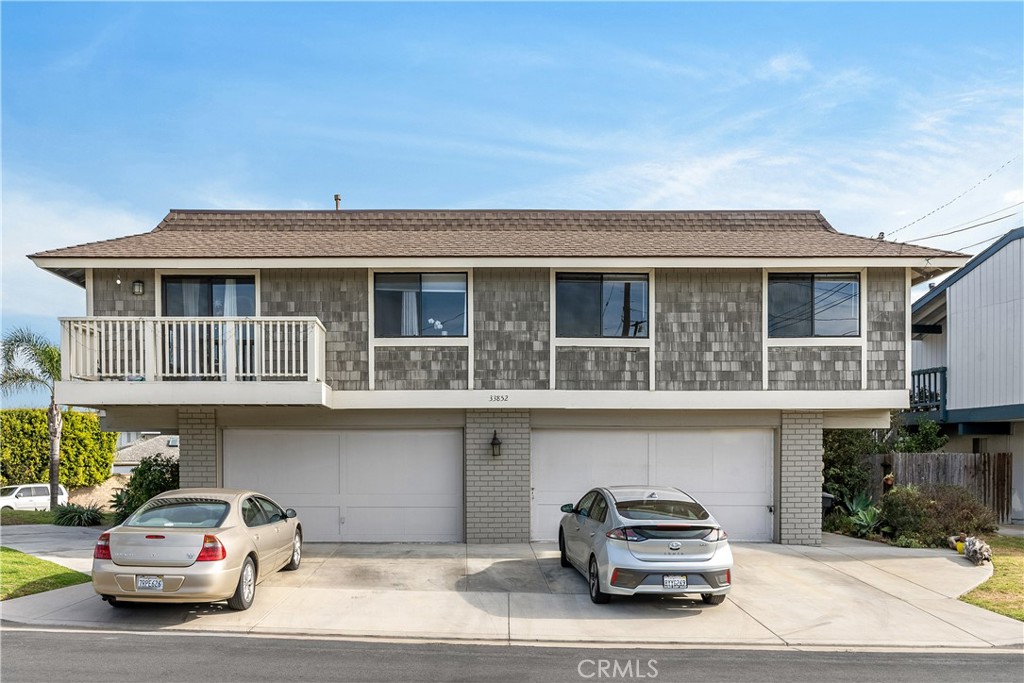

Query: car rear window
left=0, top=486, right=19, bottom=497
left=615, top=499, right=710, bottom=521
left=124, top=498, right=230, bottom=528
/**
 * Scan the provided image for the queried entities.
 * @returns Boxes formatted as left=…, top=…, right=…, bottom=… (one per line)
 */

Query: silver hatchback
left=558, top=485, right=733, bottom=605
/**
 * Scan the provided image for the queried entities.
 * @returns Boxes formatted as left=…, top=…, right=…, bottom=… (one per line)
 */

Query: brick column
left=465, top=409, right=530, bottom=543
left=178, top=408, right=218, bottom=488
left=779, top=411, right=824, bottom=545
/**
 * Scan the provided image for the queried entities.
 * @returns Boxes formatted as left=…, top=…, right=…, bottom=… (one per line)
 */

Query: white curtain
left=401, top=291, right=418, bottom=336
left=181, top=282, right=202, bottom=316
left=222, top=279, right=238, bottom=317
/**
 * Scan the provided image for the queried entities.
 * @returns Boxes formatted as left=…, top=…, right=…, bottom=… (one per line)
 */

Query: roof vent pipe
left=334, top=194, right=341, bottom=211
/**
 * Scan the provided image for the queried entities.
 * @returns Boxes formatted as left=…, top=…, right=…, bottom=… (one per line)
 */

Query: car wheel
left=227, top=556, right=257, bottom=610
left=1, top=506, right=12, bottom=511
left=588, top=556, right=610, bottom=604
left=103, top=596, right=128, bottom=608
left=701, top=593, right=726, bottom=605
left=558, top=530, right=571, bottom=568
left=284, top=530, right=302, bottom=571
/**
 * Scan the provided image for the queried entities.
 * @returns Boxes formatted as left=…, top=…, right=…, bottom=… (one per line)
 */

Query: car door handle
left=574, top=527, right=581, bottom=531
left=589, top=532, right=596, bottom=537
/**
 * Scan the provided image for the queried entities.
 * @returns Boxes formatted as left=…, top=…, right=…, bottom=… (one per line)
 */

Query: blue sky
left=2, top=2, right=1022, bottom=406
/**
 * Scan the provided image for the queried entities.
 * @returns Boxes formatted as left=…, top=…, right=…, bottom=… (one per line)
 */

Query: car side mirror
left=285, top=508, right=297, bottom=519
left=560, top=503, right=575, bottom=513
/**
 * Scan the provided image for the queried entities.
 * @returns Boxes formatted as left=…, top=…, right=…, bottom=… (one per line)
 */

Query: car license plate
left=136, top=575, right=163, bottom=591
left=663, top=575, right=687, bottom=589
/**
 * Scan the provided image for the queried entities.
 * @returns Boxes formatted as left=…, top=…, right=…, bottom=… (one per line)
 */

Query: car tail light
left=196, top=534, right=226, bottom=562
left=93, top=532, right=111, bottom=560
left=702, top=527, right=728, bottom=542
left=606, top=527, right=647, bottom=542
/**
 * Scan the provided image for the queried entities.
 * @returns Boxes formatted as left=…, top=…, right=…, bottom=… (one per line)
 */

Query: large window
left=162, top=276, right=256, bottom=317
left=555, top=273, right=649, bottom=338
left=374, top=273, right=467, bottom=337
left=767, top=273, right=860, bottom=338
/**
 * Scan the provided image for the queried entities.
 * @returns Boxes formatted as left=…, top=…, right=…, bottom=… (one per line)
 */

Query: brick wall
left=768, top=347, right=862, bottom=390
left=778, top=411, right=823, bottom=545
left=556, top=347, right=649, bottom=390
left=178, top=408, right=218, bottom=488
left=375, top=346, right=469, bottom=390
left=92, top=269, right=156, bottom=316
left=261, top=269, right=368, bottom=391
left=656, top=269, right=762, bottom=390
left=866, top=268, right=906, bottom=390
left=474, top=268, right=549, bottom=390
left=465, top=409, right=530, bottom=542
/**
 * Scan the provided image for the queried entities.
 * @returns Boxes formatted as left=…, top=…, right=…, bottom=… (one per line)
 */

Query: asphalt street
left=1, top=628, right=1022, bottom=683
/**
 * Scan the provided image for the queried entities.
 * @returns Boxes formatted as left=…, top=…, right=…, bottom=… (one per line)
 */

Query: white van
left=0, top=483, right=70, bottom=511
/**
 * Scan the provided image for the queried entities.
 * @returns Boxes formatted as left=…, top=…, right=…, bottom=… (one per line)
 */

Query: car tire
left=227, top=556, right=257, bottom=611
left=588, top=556, right=610, bottom=604
left=104, top=596, right=128, bottom=608
left=1, top=506, right=12, bottom=511
left=701, top=593, right=726, bottom=605
left=284, top=530, right=302, bottom=571
left=558, top=530, right=571, bottom=568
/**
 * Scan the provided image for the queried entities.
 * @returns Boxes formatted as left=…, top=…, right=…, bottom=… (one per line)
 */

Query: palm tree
left=1, top=327, right=63, bottom=509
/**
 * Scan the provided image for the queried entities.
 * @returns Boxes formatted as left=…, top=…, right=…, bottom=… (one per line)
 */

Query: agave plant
left=53, top=503, right=104, bottom=527
left=842, top=491, right=874, bottom=516
left=851, top=506, right=888, bottom=538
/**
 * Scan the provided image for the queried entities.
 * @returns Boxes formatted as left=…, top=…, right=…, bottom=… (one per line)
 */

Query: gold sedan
left=92, top=488, right=302, bottom=610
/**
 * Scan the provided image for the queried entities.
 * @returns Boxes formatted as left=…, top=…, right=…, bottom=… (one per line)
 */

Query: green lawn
left=0, top=547, right=91, bottom=600
left=960, top=535, right=1024, bottom=622
left=0, top=509, right=55, bottom=525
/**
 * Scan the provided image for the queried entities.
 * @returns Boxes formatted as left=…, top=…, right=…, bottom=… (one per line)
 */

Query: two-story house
left=909, top=226, right=1023, bottom=523
left=30, top=209, right=967, bottom=545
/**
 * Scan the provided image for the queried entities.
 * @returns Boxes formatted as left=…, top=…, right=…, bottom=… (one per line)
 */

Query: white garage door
left=531, top=429, right=774, bottom=542
left=223, top=429, right=463, bottom=542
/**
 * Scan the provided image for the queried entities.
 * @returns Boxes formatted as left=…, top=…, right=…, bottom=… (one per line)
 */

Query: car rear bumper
left=601, top=542, right=733, bottom=596
left=92, top=559, right=240, bottom=604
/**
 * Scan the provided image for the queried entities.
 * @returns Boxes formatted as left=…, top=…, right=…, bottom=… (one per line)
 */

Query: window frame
left=766, top=271, right=863, bottom=340
left=154, top=269, right=261, bottom=318
left=554, top=272, right=651, bottom=339
left=373, top=272, right=469, bottom=339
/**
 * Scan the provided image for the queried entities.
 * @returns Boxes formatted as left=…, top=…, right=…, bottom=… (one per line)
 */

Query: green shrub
left=0, top=409, right=118, bottom=487
left=822, top=429, right=879, bottom=506
left=892, top=419, right=949, bottom=453
left=822, top=509, right=855, bottom=535
left=53, top=503, right=104, bottom=527
left=881, top=484, right=997, bottom=545
left=111, top=454, right=179, bottom=523
left=893, top=535, right=925, bottom=548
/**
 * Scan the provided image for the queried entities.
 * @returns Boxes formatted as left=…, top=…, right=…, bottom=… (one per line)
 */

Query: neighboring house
left=30, top=209, right=967, bottom=545
left=909, top=226, right=1023, bottom=524
left=112, top=434, right=179, bottom=474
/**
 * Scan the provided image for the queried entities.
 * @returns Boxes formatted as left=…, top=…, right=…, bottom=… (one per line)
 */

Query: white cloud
left=758, top=52, right=812, bottom=82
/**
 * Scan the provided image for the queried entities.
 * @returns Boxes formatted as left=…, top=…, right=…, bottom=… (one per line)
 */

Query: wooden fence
left=865, top=452, right=1013, bottom=523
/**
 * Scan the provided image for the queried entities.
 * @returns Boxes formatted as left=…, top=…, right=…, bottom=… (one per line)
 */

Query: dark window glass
left=162, top=276, right=256, bottom=317
left=241, top=498, right=268, bottom=527
left=255, top=497, right=285, bottom=523
left=575, top=491, right=598, bottom=517
left=556, top=273, right=649, bottom=338
left=374, top=273, right=467, bottom=337
left=768, top=273, right=859, bottom=338
left=590, top=495, right=609, bottom=523
left=125, top=499, right=230, bottom=528
left=615, top=499, right=710, bottom=521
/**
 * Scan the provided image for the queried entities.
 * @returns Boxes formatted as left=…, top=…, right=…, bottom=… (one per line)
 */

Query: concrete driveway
left=2, top=526, right=1022, bottom=648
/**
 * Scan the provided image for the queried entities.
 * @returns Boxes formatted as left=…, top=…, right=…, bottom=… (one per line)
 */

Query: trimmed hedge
left=0, top=409, right=118, bottom=488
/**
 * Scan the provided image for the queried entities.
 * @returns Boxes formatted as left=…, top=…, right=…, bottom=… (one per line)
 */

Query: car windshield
left=124, top=498, right=230, bottom=528
left=615, top=499, right=710, bottom=521
left=0, top=486, right=19, bottom=497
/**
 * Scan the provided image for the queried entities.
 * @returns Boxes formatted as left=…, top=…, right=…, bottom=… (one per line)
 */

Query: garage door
left=531, top=429, right=773, bottom=542
left=223, top=429, right=463, bottom=542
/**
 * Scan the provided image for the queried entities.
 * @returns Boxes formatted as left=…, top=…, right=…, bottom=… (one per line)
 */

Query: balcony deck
left=58, top=317, right=329, bottom=406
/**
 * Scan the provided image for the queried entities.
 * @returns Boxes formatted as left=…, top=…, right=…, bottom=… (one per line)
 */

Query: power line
left=887, top=155, right=1021, bottom=239
left=905, top=212, right=1019, bottom=243
left=957, top=234, right=1003, bottom=253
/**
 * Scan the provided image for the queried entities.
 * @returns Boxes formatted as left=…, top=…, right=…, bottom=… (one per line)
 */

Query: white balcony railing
left=60, top=317, right=326, bottom=383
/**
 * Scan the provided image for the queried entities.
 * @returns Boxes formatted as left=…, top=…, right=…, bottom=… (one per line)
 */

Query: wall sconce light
left=491, top=430, right=502, bottom=458
left=115, top=274, right=122, bottom=286
left=131, top=280, right=145, bottom=296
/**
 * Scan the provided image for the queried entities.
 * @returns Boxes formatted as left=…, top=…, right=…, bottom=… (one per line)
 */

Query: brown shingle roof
left=30, top=209, right=962, bottom=259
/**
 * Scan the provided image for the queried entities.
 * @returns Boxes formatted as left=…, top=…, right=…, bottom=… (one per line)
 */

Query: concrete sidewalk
left=2, top=528, right=1021, bottom=648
